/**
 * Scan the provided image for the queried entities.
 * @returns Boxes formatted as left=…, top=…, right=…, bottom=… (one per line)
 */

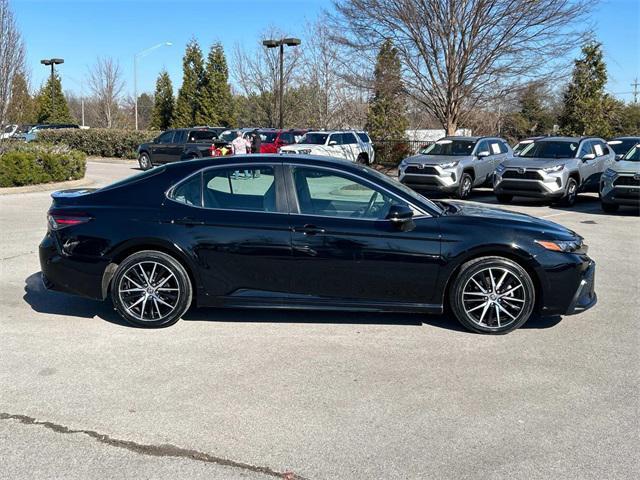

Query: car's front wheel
left=138, top=153, right=152, bottom=171
left=558, top=178, right=578, bottom=207
left=456, top=173, right=473, bottom=199
left=111, top=250, right=193, bottom=328
left=450, top=256, right=536, bottom=334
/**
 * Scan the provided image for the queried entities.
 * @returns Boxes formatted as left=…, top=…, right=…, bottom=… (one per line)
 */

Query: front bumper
left=494, top=168, right=566, bottom=198
left=399, top=165, right=459, bottom=192
left=564, top=260, right=597, bottom=315
left=600, top=174, right=640, bottom=205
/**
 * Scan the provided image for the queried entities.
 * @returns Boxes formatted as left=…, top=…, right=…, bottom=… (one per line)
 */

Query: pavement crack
left=0, top=412, right=308, bottom=480
left=1, top=250, right=35, bottom=261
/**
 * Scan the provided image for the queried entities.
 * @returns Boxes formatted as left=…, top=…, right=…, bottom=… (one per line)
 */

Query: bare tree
left=331, top=0, right=592, bottom=134
left=87, top=57, right=125, bottom=128
left=0, top=0, right=26, bottom=125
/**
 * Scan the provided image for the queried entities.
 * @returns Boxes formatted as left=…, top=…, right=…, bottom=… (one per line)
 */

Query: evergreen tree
left=6, top=71, right=35, bottom=124
left=365, top=39, right=408, bottom=141
left=35, top=73, right=73, bottom=123
left=560, top=42, right=611, bottom=137
left=150, top=70, right=174, bottom=130
left=174, top=39, right=206, bottom=127
left=201, top=43, right=235, bottom=127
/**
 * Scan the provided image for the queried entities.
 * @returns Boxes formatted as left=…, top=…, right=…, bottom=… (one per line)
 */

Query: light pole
left=40, top=58, right=64, bottom=121
left=134, top=42, right=172, bottom=130
left=262, top=38, right=301, bottom=129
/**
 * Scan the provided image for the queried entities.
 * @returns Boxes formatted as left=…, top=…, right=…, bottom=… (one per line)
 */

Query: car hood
left=501, top=157, right=572, bottom=169
left=441, top=201, right=577, bottom=238
left=404, top=154, right=473, bottom=165
left=610, top=160, right=640, bottom=173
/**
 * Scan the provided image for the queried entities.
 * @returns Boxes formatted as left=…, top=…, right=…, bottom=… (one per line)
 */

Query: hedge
left=36, top=128, right=160, bottom=159
left=0, top=142, right=86, bottom=187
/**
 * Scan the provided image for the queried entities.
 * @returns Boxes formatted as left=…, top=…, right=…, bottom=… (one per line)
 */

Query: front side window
left=298, top=133, right=328, bottom=145
left=422, top=139, right=476, bottom=156
left=328, top=134, right=342, bottom=145
left=343, top=133, right=358, bottom=144
left=475, top=140, right=490, bottom=155
left=202, top=166, right=277, bottom=212
left=577, top=141, right=594, bottom=158
left=292, top=167, right=405, bottom=220
left=157, top=131, right=175, bottom=144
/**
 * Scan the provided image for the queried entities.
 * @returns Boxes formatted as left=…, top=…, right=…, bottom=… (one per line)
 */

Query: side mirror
left=477, top=151, right=490, bottom=158
left=386, top=204, right=415, bottom=231
left=615, top=154, right=623, bottom=161
left=328, top=140, right=338, bottom=146
left=582, top=153, right=596, bottom=162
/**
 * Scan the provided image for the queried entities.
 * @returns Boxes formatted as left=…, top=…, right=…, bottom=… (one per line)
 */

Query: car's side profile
left=398, top=136, right=513, bottom=199
left=40, top=155, right=596, bottom=334
left=280, top=131, right=371, bottom=164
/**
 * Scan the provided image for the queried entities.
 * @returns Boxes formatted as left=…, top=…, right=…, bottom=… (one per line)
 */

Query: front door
left=166, top=163, right=292, bottom=302
left=152, top=130, right=175, bottom=164
left=284, top=165, right=442, bottom=306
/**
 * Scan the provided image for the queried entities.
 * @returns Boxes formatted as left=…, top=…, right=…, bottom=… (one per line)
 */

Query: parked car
left=398, top=136, right=513, bottom=199
left=600, top=141, right=640, bottom=212
left=9, top=124, right=34, bottom=140
left=137, top=128, right=231, bottom=170
left=39, top=154, right=596, bottom=334
left=494, top=136, right=614, bottom=206
left=192, top=126, right=227, bottom=138
left=513, top=136, right=545, bottom=155
left=15, top=123, right=80, bottom=142
left=257, top=128, right=308, bottom=153
left=280, top=130, right=372, bottom=163
left=607, top=136, right=640, bottom=160
left=1, top=124, right=18, bottom=139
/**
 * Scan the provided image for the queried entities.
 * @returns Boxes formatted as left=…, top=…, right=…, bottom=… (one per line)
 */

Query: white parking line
left=541, top=208, right=600, bottom=218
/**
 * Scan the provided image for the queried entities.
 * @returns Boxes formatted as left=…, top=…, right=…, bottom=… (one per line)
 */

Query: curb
left=87, top=157, right=137, bottom=164
left=0, top=176, right=95, bottom=196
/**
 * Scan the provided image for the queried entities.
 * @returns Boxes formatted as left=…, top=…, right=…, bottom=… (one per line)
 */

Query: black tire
left=449, top=256, right=536, bottom=334
left=138, top=153, right=152, bottom=171
left=558, top=177, right=578, bottom=207
left=496, top=193, right=513, bottom=203
left=601, top=201, right=619, bottom=213
left=356, top=153, right=368, bottom=165
left=111, top=250, right=192, bottom=328
left=456, top=173, right=473, bottom=199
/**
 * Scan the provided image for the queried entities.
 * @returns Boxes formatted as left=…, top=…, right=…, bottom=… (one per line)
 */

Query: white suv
left=280, top=131, right=373, bottom=164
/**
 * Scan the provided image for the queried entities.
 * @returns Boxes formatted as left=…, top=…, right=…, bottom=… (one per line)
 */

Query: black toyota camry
left=39, top=155, right=596, bottom=334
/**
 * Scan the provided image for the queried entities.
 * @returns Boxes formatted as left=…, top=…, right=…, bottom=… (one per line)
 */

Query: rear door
left=577, top=140, right=598, bottom=188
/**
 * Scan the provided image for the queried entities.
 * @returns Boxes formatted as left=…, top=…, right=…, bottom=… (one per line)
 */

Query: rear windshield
left=298, top=133, right=328, bottom=145
left=187, top=130, right=218, bottom=142
left=421, top=139, right=475, bottom=156
left=609, top=139, right=638, bottom=155
left=519, top=141, right=578, bottom=159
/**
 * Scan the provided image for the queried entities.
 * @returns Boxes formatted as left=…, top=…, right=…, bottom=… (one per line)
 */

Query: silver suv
left=494, top=137, right=614, bottom=206
left=398, top=136, right=513, bottom=199
left=600, top=141, right=640, bottom=212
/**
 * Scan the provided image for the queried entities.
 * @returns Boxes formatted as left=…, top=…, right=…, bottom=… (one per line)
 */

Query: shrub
left=373, top=140, right=412, bottom=166
left=0, top=142, right=86, bottom=187
left=36, top=128, right=160, bottom=159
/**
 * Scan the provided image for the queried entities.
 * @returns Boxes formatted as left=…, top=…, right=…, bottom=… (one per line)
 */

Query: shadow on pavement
left=25, top=272, right=562, bottom=333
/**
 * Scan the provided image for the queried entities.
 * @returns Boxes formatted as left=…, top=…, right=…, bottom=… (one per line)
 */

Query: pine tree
left=150, top=70, right=174, bottom=130
left=174, top=39, right=206, bottom=127
left=35, top=73, right=73, bottom=123
left=560, top=42, right=611, bottom=137
left=6, top=71, right=35, bottom=124
left=517, top=83, right=554, bottom=136
left=201, top=43, right=235, bottom=127
left=366, top=39, right=408, bottom=141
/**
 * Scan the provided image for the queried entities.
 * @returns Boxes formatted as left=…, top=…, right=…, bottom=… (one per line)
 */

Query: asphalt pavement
left=0, top=160, right=638, bottom=479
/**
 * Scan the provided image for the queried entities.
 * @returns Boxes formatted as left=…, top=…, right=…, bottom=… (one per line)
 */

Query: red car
left=258, top=129, right=308, bottom=153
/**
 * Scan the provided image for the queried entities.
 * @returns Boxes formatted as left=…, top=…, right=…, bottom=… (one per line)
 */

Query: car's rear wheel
left=456, top=173, right=473, bottom=199
left=601, top=201, right=619, bottom=213
left=138, top=153, right=152, bottom=171
left=496, top=193, right=513, bottom=203
left=450, top=256, right=535, bottom=334
left=111, top=250, right=192, bottom=328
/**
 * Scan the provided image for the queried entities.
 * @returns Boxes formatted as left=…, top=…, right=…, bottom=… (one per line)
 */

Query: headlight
left=535, top=239, right=586, bottom=254
left=298, top=149, right=312, bottom=155
left=440, top=161, right=459, bottom=169
left=602, top=168, right=616, bottom=178
left=495, top=163, right=506, bottom=173
left=542, top=165, right=564, bottom=173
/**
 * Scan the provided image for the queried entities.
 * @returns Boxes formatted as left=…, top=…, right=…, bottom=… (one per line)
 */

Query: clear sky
left=12, top=0, right=640, bottom=102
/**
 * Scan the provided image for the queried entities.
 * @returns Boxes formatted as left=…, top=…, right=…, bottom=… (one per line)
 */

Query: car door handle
left=292, top=224, right=326, bottom=235
left=173, top=217, right=205, bottom=226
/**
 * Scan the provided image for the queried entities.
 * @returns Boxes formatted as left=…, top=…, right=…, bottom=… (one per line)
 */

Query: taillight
left=47, top=210, right=92, bottom=230
left=209, top=144, right=216, bottom=156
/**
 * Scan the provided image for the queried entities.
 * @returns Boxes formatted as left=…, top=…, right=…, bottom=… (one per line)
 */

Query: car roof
left=537, top=136, right=602, bottom=142
left=610, top=136, right=640, bottom=140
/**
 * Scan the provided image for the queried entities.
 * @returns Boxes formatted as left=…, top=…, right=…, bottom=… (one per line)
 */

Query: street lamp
left=40, top=58, right=64, bottom=121
left=134, top=42, right=172, bottom=130
left=262, top=38, right=301, bottom=129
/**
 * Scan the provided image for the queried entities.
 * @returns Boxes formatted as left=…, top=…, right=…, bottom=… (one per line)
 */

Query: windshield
left=219, top=130, right=237, bottom=142
left=421, top=139, right=475, bottom=156
left=259, top=131, right=278, bottom=143
left=519, top=141, right=578, bottom=159
left=187, top=130, right=218, bottom=142
left=609, top=139, right=639, bottom=155
left=16, top=125, right=33, bottom=134
left=3, top=125, right=15, bottom=133
left=513, top=140, right=534, bottom=153
left=363, top=166, right=443, bottom=215
left=622, top=144, right=640, bottom=161
left=298, top=133, right=328, bottom=145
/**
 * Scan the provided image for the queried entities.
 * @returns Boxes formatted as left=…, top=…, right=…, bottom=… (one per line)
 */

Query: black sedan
left=39, top=155, right=596, bottom=334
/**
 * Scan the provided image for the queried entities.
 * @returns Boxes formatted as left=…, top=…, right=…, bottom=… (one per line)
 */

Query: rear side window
left=202, top=166, right=277, bottom=212
left=357, top=132, right=371, bottom=143
left=171, top=173, right=202, bottom=206
left=343, top=132, right=358, bottom=144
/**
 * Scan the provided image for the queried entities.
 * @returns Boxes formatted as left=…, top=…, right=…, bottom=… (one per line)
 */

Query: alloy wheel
left=117, top=261, right=180, bottom=322
left=461, top=267, right=527, bottom=329
left=461, top=177, right=472, bottom=197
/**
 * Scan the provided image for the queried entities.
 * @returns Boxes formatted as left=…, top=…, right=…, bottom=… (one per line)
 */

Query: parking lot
left=1, top=160, right=638, bottom=479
